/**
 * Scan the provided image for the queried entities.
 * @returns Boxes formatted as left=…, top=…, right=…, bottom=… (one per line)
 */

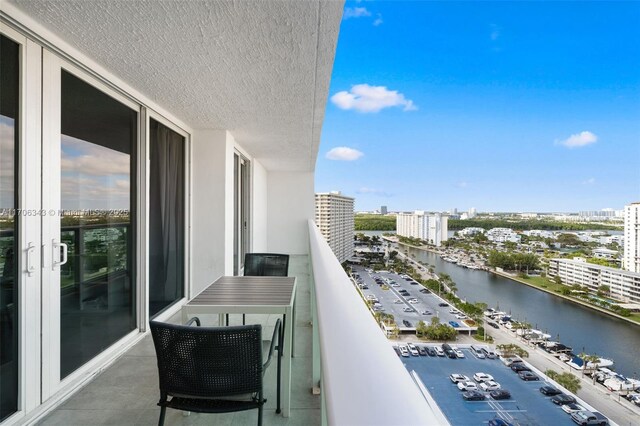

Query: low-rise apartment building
left=549, top=258, right=640, bottom=304
left=486, top=227, right=521, bottom=243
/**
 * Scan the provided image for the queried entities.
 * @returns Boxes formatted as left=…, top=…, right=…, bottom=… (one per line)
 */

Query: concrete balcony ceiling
left=8, top=0, right=343, bottom=172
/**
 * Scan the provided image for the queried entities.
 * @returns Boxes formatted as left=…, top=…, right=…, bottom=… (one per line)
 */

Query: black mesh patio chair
left=244, top=253, right=289, bottom=277
left=231, top=253, right=289, bottom=326
left=149, top=317, right=282, bottom=426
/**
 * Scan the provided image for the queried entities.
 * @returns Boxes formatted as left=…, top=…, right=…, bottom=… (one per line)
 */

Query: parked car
left=518, top=371, right=539, bottom=381
left=487, top=321, right=500, bottom=329
left=540, top=385, right=562, bottom=396
left=446, top=349, right=457, bottom=359
left=489, top=390, right=511, bottom=400
left=562, top=403, right=586, bottom=414
left=462, top=390, right=485, bottom=401
left=421, top=310, right=432, bottom=315
left=479, top=381, right=501, bottom=391
left=453, top=347, right=465, bottom=358
left=570, top=411, right=609, bottom=425
left=457, top=381, right=479, bottom=391
left=551, top=394, right=577, bottom=405
left=473, top=372, right=494, bottom=383
left=402, top=320, right=412, bottom=327
left=417, top=346, right=427, bottom=356
left=455, top=314, right=468, bottom=319
left=426, top=346, right=437, bottom=357
left=511, top=363, right=531, bottom=373
left=398, top=345, right=410, bottom=357
left=449, top=373, right=470, bottom=383
left=488, top=419, right=513, bottom=426
left=407, top=343, right=419, bottom=356
left=408, top=298, right=419, bottom=304
left=403, top=307, right=415, bottom=313
left=448, top=321, right=460, bottom=328
left=435, top=347, right=445, bottom=357
left=438, top=302, right=449, bottom=307
left=394, top=299, right=403, bottom=304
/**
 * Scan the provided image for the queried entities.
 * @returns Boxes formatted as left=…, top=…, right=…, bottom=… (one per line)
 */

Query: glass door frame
left=0, top=22, right=42, bottom=424
left=233, top=152, right=251, bottom=275
left=40, top=49, right=143, bottom=399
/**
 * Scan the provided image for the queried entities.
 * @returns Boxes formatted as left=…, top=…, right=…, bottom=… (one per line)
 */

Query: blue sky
left=315, top=1, right=640, bottom=213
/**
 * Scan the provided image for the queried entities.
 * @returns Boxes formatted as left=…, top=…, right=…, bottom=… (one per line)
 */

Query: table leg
left=282, top=306, right=293, bottom=417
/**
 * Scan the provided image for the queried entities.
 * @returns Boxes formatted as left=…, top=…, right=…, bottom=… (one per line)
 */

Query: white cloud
left=456, top=181, right=468, bottom=188
left=356, top=187, right=393, bottom=197
left=556, top=131, right=598, bottom=148
left=61, top=135, right=130, bottom=176
left=373, top=14, right=383, bottom=26
left=343, top=7, right=371, bottom=19
left=325, top=147, right=364, bottom=161
left=582, top=177, right=596, bottom=185
left=331, top=84, right=417, bottom=113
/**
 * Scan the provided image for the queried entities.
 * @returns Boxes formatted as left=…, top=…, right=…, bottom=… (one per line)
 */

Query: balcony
left=40, top=223, right=438, bottom=425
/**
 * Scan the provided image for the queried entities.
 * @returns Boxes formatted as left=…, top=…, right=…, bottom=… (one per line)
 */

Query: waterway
left=402, top=245, right=640, bottom=378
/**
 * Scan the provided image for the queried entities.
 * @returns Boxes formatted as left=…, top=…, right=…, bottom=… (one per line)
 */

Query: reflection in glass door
left=0, top=33, right=20, bottom=422
left=57, top=70, right=137, bottom=378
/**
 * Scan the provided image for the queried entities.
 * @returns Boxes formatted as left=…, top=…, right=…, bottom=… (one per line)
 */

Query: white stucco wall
left=267, top=171, right=314, bottom=255
left=252, top=160, right=268, bottom=252
left=190, top=129, right=234, bottom=297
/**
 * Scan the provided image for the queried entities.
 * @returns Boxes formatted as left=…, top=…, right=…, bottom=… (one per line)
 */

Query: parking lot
left=402, top=347, right=580, bottom=426
left=351, top=265, right=475, bottom=331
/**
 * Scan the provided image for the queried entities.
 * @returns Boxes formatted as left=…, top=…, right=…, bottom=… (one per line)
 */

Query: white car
left=455, top=314, right=468, bottom=319
left=435, top=347, right=445, bottom=357
left=394, top=299, right=403, bottom=304
left=473, top=372, right=494, bottom=383
left=452, top=347, right=465, bottom=358
left=398, top=345, right=410, bottom=357
left=449, top=374, right=470, bottom=383
left=457, top=381, right=478, bottom=391
left=561, top=403, right=586, bottom=414
left=407, top=343, right=419, bottom=356
left=479, top=380, right=501, bottom=391
left=450, top=308, right=460, bottom=314
left=408, top=298, right=419, bottom=304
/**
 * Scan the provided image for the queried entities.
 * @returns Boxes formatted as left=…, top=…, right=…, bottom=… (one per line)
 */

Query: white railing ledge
left=308, top=221, right=440, bottom=426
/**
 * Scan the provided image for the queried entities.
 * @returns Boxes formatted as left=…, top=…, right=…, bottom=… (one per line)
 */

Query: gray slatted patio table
left=181, top=276, right=297, bottom=417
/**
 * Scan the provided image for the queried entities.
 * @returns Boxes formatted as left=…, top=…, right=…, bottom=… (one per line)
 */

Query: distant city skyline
left=315, top=1, right=640, bottom=212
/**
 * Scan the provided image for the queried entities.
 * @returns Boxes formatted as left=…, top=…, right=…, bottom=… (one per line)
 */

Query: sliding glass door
left=0, top=33, right=20, bottom=423
left=148, top=118, right=185, bottom=317
left=42, top=51, right=138, bottom=392
left=233, top=153, right=250, bottom=275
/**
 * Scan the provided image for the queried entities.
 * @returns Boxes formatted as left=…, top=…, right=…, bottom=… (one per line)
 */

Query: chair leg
left=276, top=326, right=282, bottom=414
left=226, top=314, right=229, bottom=326
left=258, top=404, right=263, bottom=426
left=158, top=406, right=166, bottom=426
left=243, top=313, right=246, bottom=325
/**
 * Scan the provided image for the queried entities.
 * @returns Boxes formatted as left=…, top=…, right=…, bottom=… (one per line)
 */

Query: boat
left=566, top=355, right=614, bottom=370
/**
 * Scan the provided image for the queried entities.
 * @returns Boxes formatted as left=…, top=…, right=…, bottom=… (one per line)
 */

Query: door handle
left=26, top=242, right=36, bottom=276
left=52, top=240, right=68, bottom=270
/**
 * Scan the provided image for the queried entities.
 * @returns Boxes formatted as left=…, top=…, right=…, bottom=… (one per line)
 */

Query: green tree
left=496, top=344, right=529, bottom=358
left=416, top=320, right=428, bottom=338
left=555, top=372, right=581, bottom=394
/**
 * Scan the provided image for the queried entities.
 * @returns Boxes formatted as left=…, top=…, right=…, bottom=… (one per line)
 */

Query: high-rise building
left=468, top=207, right=477, bottom=218
left=315, top=192, right=355, bottom=263
left=396, top=211, right=448, bottom=246
left=623, top=202, right=640, bottom=273
left=380, top=205, right=388, bottom=215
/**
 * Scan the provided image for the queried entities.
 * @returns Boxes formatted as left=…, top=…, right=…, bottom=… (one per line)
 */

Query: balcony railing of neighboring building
left=307, top=220, right=439, bottom=425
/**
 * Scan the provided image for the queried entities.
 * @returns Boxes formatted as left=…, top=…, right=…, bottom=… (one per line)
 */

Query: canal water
left=403, top=246, right=640, bottom=378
